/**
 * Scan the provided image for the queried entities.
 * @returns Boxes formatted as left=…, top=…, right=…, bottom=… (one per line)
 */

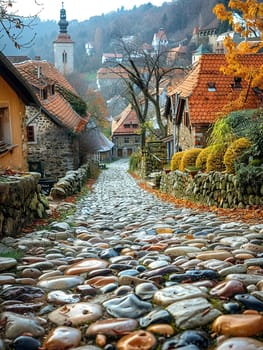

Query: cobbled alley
left=0, top=159, right=263, bottom=350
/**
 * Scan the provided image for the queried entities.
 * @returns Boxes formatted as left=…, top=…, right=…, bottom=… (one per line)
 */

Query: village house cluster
left=1, top=2, right=263, bottom=182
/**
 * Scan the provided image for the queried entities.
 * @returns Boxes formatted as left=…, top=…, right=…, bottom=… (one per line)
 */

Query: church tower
left=53, top=2, right=74, bottom=75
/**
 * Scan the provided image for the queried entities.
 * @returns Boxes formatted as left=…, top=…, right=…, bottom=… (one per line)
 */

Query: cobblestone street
left=0, top=159, right=263, bottom=350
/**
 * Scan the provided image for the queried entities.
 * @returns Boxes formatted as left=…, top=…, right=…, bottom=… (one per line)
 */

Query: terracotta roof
left=168, top=53, right=263, bottom=124
left=97, top=67, right=131, bottom=80
left=171, top=46, right=187, bottom=54
left=112, top=105, right=140, bottom=135
left=102, top=53, right=123, bottom=58
left=154, top=29, right=168, bottom=41
left=14, top=59, right=88, bottom=132
left=53, top=33, right=74, bottom=43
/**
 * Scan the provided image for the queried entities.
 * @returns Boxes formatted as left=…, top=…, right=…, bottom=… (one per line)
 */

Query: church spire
left=58, top=2, right=68, bottom=34
left=53, top=2, right=74, bottom=75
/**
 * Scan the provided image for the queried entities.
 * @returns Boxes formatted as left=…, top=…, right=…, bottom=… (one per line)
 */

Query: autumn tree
left=0, top=0, right=41, bottom=49
left=110, top=37, right=180, bottom=148
left=213, top=0, right=263, bottom=112
left=85, top=88, right=110, bottom=135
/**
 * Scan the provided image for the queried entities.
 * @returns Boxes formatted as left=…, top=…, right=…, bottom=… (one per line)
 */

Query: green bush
left=236, top=163, right=263, bottom=194
left=129, top=151, right=142, bottom=172
left=224, top=137, right=251, bottom=174
left=171, top=151, right=185, bottom=171
left=206, top=144, right=227, bottom=172
left=195, top=146, right=213, bottom=171
left=179, top=148, right=202, bottom=171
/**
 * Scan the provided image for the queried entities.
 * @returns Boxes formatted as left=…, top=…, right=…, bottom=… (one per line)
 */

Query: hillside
left=2, top=0, right=226, bottom=73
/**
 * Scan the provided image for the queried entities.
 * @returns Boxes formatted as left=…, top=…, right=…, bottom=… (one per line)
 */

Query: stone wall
left=50, top=160, right=98, bottom=199
left=160, top=170, right=263, bottom=208
left=27, top=107, right=80, bottom=180
left=0, top=160, right=98, bottom=237
left=0, top=173, right=49, bottom=237
left=142, top=142, right=167, bottom=178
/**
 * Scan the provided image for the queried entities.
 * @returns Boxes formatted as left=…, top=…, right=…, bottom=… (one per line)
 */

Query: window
left=40, top=87, right=48, bottom=100
left=132, top=124, right=138, bottom=128
left=124, top=124, right=130, bottom=128
left=27, top=124, right=37, bottom=143
left=62, top=51, right=67, bottom=63
left=49, top=84, right=55, bottom=95
left=124, top=137, right=129, bottom=143
left=207, top=82, right=216, bottom=92
left=0, top=107, right=11, bottom=147
left=231, top=77, right=242, bottom=89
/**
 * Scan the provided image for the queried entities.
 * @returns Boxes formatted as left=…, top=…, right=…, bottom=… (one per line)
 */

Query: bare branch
left=0, top=0, right=41, bottom=49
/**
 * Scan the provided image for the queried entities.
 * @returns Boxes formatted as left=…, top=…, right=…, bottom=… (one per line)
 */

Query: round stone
left=210, top=279, right=246, bottom=299
left=47, top=290, right=81, bottom=304
left=43, top=326, right=81, bottom=350
left=1, top=312, right=45, bottom=339
left=48, top=302, right=103, bottom=325
left=135, top=282, right=159, bottom=300
left=116, top=330, right=157, bottom=350
left=215, top=337, right=263, bottom=350
left=146, top=323, right=174, bottom=336
left=37, top=275, right=84, bottom=290
left=64, top=258, right=108, bottom=275
left=13, top=335, right=41, bottom=350
left=0, top=257, right=17, bottom=272
left=103, top=294, right=152, bottom=318
left=212, top=312, right=263, bottom=336
left=86, top=318, right=138, bottom=336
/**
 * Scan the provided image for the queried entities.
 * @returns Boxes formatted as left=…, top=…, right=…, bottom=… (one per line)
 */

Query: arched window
left=62, top=50, right=67, bottom=63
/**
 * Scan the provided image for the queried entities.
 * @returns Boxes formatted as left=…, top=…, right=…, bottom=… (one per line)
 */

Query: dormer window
left=231, top=77, right=242, bottom=89
left=40, top=87, right=48, bottom=100
left=49, top=84, right=55, bottom=95
left=208, top=82, right=216, bottom=92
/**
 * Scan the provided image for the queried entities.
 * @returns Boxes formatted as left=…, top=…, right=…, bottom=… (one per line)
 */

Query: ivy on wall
left=56, top=85, right=87, bottom=117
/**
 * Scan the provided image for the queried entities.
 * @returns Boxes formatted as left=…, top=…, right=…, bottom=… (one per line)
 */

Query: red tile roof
left=112, top=105, right=140, bottom=135
left=97, top=67, right=133, bottom=80
left=54, top=33, right=74, bottom=44
left=15, top=60, right=88, bottom=133
left=168, top=53, right=263, bottom=124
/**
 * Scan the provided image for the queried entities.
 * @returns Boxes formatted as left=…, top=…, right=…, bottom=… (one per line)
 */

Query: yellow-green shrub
left=206, top=144, right=227, bottom=172
left=195, top=146, right=213, bottom=172
left=179, top=148, right=202, bottom=171
left=171, top=151, right=185, bottom=171
left=224, top=137, right=251, bottom=173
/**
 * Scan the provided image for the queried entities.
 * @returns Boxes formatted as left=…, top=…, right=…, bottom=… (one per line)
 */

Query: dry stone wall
left=0, top=173, right=49, bottom=237
left=0, top=161, right=98, bottom=237
left=50, top=160, right=98, bottom=199
left=160, top=170, right=263, bottom=208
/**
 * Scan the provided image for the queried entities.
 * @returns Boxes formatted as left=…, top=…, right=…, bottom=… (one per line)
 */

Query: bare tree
left=0, top=0, right=41, bottom=49
left=109, top=37, right=186, bottom=148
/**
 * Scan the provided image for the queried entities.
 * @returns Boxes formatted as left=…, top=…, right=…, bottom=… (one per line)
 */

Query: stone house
left=164, top=53, right=263, bottom=158
left=96, top=66, right=131, bottom=101
left=167, top=45, right=188, bottom=66
left=190, top=19, right=219, bottom=53
left=13, top=58, right=89, bottom=180
left=0, top=52, right=39, bottom=171
left=152, top=28, right=169, bottom=53
left=111, top=105, right=141, bottom=158
left=101, top=53, right=123, bottom=65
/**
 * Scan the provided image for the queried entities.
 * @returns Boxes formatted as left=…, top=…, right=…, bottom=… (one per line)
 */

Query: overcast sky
left=13, top=0, right=166, bottom=21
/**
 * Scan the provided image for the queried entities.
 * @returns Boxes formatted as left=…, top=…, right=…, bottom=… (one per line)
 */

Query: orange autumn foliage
left=85, top=88, right=110, bottom=130
left=213, top=0, right=263, bottom=114
left=130, top=173, right=263, bottom=225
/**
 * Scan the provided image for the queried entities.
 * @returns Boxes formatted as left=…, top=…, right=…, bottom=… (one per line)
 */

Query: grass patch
left=0, top=249, right=24, bottom=261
